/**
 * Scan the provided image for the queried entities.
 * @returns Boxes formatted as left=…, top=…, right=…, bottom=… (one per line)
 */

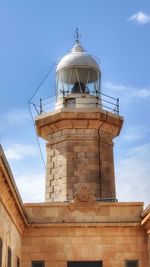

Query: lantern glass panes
left=56, top=67, right=100, bottom=97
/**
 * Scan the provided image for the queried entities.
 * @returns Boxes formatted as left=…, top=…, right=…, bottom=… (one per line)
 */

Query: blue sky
left=0, top=0, right=150, bottom=206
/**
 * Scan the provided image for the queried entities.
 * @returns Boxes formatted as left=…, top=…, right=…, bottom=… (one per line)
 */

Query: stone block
left=73, top=120, right=88, bottom=128
left=73, top=146, right=81, bottom=152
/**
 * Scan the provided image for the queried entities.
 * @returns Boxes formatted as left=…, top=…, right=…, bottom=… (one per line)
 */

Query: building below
left=0, top=35, right=150, bottom=267
left=0, top=145, right=150, bottom=267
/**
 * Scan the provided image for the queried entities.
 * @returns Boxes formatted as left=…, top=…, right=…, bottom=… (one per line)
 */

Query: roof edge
left=0, top=144, right=28, bottom=225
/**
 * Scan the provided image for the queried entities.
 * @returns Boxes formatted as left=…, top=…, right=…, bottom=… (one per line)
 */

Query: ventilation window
left=32, top=261, right=45, bottom=267
left=17, top=257, right=20, bottom=267
left=125, top=260, right=139, bottom=267
left=68, top=262, right=102, bottom=267
left=0, top=238, right=2, bottom=267
left=7, top=247, right=11, bottom=267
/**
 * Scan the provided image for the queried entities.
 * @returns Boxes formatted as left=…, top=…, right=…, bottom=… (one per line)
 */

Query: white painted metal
left=56, top=43, right=100, bottom=73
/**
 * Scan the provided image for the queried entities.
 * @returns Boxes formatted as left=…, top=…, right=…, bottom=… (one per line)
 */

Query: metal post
left=40, top=98, right=42, bottom=115
left=117, top=98, right=119, bottom=115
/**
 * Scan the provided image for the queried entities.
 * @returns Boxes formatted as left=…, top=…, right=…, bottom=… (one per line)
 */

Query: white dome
left=56, top=43, right=100, bottom=72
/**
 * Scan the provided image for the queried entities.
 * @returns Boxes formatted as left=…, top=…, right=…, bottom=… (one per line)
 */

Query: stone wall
left=22, top=224, right=148, bottom=267
left=46, top=128, right=115, bottom=202
left=35, top=109, right=123, bottom=202
left=141, top=206, right=150, bottom=267
left=24, top=202, right=144, bottom=224
left=0, top=146, right=27, bottom=266
left=21, top=202, right=148, bottom=267
left=0, top=201, right=22, bottom=266
left=148, top=235, right=150, bottom=267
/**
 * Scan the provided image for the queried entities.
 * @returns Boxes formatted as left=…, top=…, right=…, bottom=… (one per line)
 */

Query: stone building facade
left=0, top=37, right=150, bottom=267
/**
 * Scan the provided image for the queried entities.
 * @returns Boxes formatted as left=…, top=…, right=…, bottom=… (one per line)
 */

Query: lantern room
left=55, top=33, right=101, bottom=109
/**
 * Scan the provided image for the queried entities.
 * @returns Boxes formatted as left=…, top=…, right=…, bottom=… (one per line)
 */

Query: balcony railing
left=29, top=91, right=119, bottom=116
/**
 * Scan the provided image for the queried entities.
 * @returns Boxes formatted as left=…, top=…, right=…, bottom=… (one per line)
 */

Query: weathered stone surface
left=36, top=108, right=123, bottom=202
left=0, top=146, right=27, bottom=266
left=0, top=201, right=22, bottom=266
left=35, top=109, right=123, bottom=139
left=45, top=128, right=117, bottom=201
left=22, top=201, right=148, bottom=266
left=24, top=202, right=144, bottom=224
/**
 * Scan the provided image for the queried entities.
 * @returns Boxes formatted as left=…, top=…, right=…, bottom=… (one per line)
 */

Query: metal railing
left=29, top=91, right=119, bottom=116
left=96, top=198, right=118, bottom=202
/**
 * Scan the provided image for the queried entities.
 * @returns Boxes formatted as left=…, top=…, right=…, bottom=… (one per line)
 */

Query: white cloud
left=5, top=110, right=30, bottom=125
left=122, top=125, right=150, bottom=142
left=104, top=82, right=128, bottom=92
left=128, top=11, right=150, bottom=24
left=4, top=143, right=38, bottom=160
left=0, top=109, right=30, bottom=133
left=104, top=82, right=150, bottom=99
left=15, top=172, right=45, bottom=202
left=135, top=88, right=150, bottom=98
left=116, top=143, right=150, bottom=207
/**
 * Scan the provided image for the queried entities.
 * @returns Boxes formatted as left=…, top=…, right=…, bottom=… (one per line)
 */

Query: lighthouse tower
left=0, top=31, right=149, bottom=267
left=35, top=33, right=123, bottom=202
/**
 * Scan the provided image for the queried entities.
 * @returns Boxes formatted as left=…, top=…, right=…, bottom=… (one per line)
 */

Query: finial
left=74, top=27, right=81, bottom=43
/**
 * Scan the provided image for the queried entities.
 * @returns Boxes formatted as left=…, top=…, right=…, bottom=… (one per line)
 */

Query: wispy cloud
left=0, top=109, right=30, bottom=133
left=5, top=110, right=30, bottom=125
left=15, top=172, right=45, bottom=202
left=122, top=125, right=150, bottom=142
left=128, top=11, right=150, bottom=24
left=4, top=143, right=38, bottom=160
left=104, top=82, right=150, bottom=99
left=116, top=143, right=150, bottom=207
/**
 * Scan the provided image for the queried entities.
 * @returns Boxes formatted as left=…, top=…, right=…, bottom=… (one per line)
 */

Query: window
left=32, top=261, right=45, bottom=267
left=17, top=257, right=20, bottom=267
left=125, top=260, right=139, bottom=267
left=7, top=247, right=11, bottom=267
left=0, top=238, right=2, bottom=267
left=68, top=262, right=102, bottom=267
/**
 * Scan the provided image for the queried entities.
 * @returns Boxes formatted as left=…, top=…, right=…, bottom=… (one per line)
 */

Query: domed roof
left=56, top=42, right=100, bottom=72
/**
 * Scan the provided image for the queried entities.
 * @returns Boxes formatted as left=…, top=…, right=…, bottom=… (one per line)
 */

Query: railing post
left=40, top=98, right=43, bottom=115
left=117, top=98, right=119, bottom=115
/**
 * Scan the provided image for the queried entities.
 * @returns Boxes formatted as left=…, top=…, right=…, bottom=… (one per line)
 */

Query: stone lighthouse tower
left=1, top=32, right=148, bottom=267
left=35, top=33, right=123, bottom=202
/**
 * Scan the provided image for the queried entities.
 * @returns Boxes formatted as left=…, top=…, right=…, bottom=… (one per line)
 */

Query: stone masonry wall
left=0, top=201, right=22, bottom=267
left=0, top=148, right=26, bottom=266
left=45, top=128, right=115, bottom=202
left=147, top=234, right=150, bottom=267
left=99, top=131, right=116, bottom=198
left=22, top=225, right=148, bottom=267
left=35, top=109, right=123, bottom=202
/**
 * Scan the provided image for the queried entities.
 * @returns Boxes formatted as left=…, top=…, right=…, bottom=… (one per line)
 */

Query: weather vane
left=74, top=27, right=81, bottom=43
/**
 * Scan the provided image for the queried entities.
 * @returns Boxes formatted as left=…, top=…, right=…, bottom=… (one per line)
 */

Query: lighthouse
left=0, top=31, right=149, bottom=267
left=35, top=32, right=123, bottom=202
left=55, top=32, right=101, bottom=110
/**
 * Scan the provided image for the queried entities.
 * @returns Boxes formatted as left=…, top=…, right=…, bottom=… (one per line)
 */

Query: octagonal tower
left=35, top=35, right=123, bottom=202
